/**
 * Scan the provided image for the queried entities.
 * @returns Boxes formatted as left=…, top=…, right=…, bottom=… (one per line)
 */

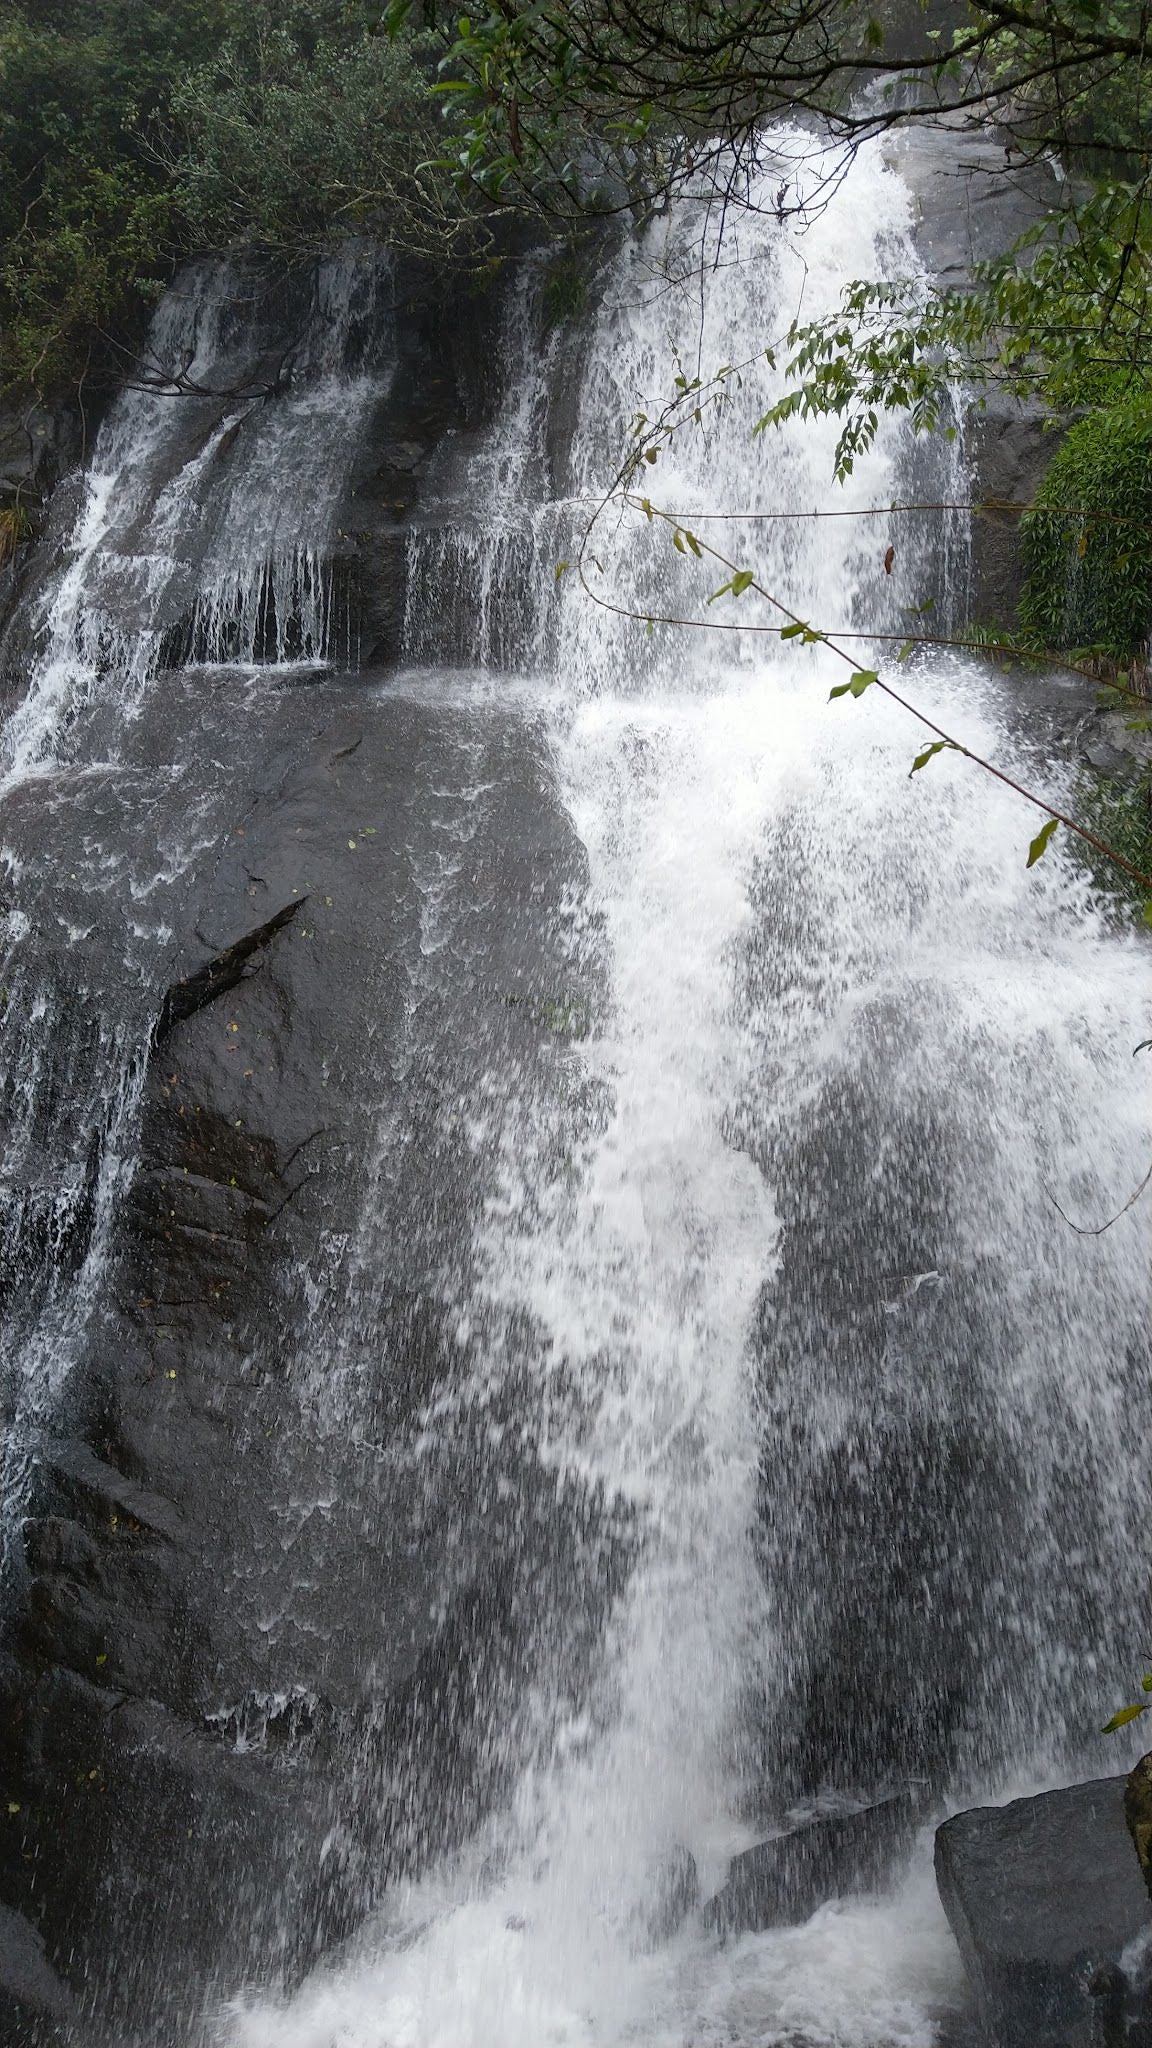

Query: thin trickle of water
left=220, top=132, right=1151, bottom=2048
left=402, top=274, right=559, bottom=672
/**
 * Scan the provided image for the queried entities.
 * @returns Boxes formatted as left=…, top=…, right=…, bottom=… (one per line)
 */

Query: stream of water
left=213, top=137, right=1152, bottom=2048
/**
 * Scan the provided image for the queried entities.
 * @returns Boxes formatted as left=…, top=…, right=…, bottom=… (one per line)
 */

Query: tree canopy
left=2, top=0, right=1150, bottom=413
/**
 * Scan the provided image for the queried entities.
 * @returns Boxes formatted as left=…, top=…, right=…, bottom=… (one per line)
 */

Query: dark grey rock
left=0, top=665, right=614, bottom=2038
left=966, top=398, right=1063, bottom=627
left=0, top=1900, right=82, bottom=2047
left=935, top=1776, right=1151, bottom=2048
left=1083, top=709, right=1152, bottom=785
left=0, top=388, right=91, bottom=648
left=0, top=391, right=82, bottom=512
left=705, top=1790, right=925, bottom=1937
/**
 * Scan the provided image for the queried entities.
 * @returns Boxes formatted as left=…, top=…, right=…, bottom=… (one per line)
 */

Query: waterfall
left=0, top=128, right=1147, bottom=2048
left=215, top=137, right=1151, bottom=2048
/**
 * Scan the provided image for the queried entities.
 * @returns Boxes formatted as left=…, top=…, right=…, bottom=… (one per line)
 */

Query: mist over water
left=213, top=138, right=1152, bottom=2048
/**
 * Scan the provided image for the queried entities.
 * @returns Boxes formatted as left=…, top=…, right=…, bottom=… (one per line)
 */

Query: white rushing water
left=217, top=138, right=1151, bottom=2048
left=0, top=245, right=391, bottom=787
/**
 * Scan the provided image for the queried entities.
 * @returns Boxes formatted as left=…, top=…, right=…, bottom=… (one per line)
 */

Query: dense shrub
left=0, top=0, right=232, bottom=388
left=1073, top=769, right=1152, bottom=914
left=171, top=18, right=467, bottom=261
left=1019, top=403, right=1152, bottom=663
left=0, top=1, right=465, bottom=395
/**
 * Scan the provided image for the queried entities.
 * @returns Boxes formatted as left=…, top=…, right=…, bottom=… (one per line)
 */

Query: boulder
left=935, top=1776, right=1151, bottom=2048
left=705, top=1790, right=924, bottom=1937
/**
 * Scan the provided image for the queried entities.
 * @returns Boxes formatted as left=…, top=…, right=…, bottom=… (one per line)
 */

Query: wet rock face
left=936, top=1778, right=1151, bottom=2048
left=0, top=664, right=611, bottom=2037
left=0, top=395, right=82, bottom=511
left=0, top=1898, right=83, bottom=2047
left=0, top=238, right=615, bottom=2042
left=0, top=392, right=85, bottom=647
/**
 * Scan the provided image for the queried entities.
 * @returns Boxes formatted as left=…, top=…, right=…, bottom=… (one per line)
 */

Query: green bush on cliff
left=1019, top=404, right=1152, bottom=664
left=170, top=16, right=468, bottom=261
left=0, top=1, right=465, bottom=395
left=0, top=0, right=231, bottom=389
left=1073, top=770, right=1152, bottom=913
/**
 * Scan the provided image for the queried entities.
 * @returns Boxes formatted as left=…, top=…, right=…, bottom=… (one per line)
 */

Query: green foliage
left=829, top=668, right=878, bottom=700
left=1104, top=1673, right=1152, bottom=1733
left=170, top=13, right=470, bottom=259
left=1103, top=1700, right=1150, bottom=1733
left=1072, top=769, right=1152, bottom=912
left=0, top=0, right=468, bottom=394
left=1026, top=815, right=1061, bottom=867
left=0, top=0, right=233, bottom=388
left=1019, top=404, right=1152, bottom=661
left=909, top=739, right=960, bottom=774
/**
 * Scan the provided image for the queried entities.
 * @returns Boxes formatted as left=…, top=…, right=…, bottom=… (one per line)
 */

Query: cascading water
left=0, top=247, right=394, bottom=1586
left=1, top=244, right=390, bottom=781
left=214, top=136, right=1152, bottom=2048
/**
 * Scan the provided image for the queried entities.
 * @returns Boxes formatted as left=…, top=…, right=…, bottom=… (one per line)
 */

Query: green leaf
left=1141, top=1675, right=1152, bottom=1692
left=673, top=530, right=686, bottom=553
left=682, top=530, right=703, bottom=557
left=780, top=621, right=807, bottom=640
left=707, top=573, right=755, bottom=604
left=1102, top=1702, right=1149, bottom=1733
left=829, top=681, right=853, bottom=700
left=1026, top=816, right=1060, bottom=868
left=644, top=447, right=659, bottom=464
left=848, top=669, right=878, bottom=697
left=897, top=640, right=916, bottom=663
left=554, top=560, right=570, bottom=581
left=909, top=740, right=956, bottom=775
left=1143, top=901, right=1152, bottom=928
